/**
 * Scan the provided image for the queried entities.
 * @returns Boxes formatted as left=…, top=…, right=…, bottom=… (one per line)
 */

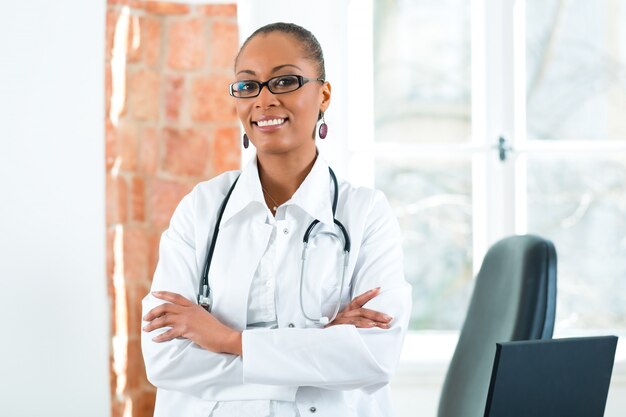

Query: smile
left=255, top=118, right=286, bottom=127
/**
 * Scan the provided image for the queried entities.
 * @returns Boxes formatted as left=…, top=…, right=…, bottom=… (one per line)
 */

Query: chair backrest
left=437, top=234, right=557, bottom=417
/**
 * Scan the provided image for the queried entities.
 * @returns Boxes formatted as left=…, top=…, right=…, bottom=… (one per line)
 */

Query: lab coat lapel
left=209, top=212, right=272, bottom=330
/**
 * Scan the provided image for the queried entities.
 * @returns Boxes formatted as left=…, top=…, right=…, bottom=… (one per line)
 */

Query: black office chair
left=437, top=235, right=557, bottom=417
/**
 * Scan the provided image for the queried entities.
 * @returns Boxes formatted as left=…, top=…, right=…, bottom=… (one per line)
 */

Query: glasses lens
left=268, top=75, right=301, bottom=94
left=232, top=81, right=260, bottom=98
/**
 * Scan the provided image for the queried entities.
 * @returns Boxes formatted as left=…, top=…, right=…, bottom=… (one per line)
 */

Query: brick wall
left=105, top=2, right=240, bottom=416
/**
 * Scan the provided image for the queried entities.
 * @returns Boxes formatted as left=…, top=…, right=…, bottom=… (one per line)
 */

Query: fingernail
left=383, top=314, right=393, bottom=321
left=152, top=291, right=161, bottom=296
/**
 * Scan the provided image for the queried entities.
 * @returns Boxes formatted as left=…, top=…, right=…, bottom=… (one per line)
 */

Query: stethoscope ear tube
left=198, top=176, right=240, bottom=311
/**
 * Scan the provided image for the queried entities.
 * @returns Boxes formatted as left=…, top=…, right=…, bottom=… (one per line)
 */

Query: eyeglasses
left=229, top=74, right=324, bottom=98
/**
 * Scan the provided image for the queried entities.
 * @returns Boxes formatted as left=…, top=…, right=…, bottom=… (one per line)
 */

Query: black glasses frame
left=229, top=75, right=325, bottom=98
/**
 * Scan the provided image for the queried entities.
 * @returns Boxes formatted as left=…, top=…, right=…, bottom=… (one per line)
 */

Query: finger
left=348, top=318, right=378, bottom=328
left=152, top=328, right=181, bottom=343
left=143, top=314, right=172, bottom=333
left=152, top=291, right=194, bottom=307
left=348, top=287, right=381, bottom=309
left=340, top=308, right=393, bottom=323
left=143, top=303, right=178, bottom=321
left=328, top=316, right=376, bottom=328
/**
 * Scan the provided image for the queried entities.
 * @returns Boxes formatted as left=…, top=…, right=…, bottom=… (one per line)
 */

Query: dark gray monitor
left=484, top=336, right=618, bottom=417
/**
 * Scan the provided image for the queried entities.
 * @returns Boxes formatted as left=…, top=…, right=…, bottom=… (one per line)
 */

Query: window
left=348, top=0, right=626, bottom=333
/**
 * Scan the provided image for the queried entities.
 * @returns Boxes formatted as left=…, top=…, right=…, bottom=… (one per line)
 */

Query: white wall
left=0, top=2, right=110, bottom=417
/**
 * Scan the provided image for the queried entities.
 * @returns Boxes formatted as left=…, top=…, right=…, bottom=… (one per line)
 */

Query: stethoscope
left=198, top=167, right=351, bottom=326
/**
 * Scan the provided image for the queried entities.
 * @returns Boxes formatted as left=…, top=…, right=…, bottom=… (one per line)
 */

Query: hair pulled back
left=235, top=22, right=326, bottom=80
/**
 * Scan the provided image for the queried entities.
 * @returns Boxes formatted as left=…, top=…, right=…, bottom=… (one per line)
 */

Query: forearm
left=242, top=284, right=411, bottom=390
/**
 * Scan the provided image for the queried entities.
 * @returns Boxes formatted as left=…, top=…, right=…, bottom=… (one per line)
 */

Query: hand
left=326, top=287, right=393, bottom=329
left=142, top=291, right=242, bottom=356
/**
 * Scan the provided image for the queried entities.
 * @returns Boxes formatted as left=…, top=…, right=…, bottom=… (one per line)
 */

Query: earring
left=318, top=114, right=328, bottom=139
left=243, top=133, right=249, bottom=149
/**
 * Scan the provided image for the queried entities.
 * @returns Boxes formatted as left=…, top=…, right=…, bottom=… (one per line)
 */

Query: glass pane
left=527, top=156, right=626, bottom=330
left=526, top=0, right=626, bottom=140
left=376, top=157, right=473, bottom=330
left=373, top=0, right=471, bottom=144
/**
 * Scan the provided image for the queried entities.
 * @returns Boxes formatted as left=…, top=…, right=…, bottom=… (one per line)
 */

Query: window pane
left=527, top=156, right=626, bottom=330
left=526, top=0, right=626, bottom=140
left=376, top=157, right=473, bottom=329
left=373, top=0, right=471, bottom=144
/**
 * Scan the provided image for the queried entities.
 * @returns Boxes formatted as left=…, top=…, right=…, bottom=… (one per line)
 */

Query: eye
left=236, top=81, right=258, bottom=91
left=274, top=76, right=298, bottom=88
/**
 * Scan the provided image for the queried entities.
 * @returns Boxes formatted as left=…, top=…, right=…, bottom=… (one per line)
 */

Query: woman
left=142, top=22, right=412, bottom=417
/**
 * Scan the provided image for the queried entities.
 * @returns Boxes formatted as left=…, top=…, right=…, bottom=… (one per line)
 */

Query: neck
left=257, top=147, right=317, bottom=210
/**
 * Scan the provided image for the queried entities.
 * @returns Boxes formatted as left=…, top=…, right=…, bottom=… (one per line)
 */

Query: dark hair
left=235, top=22, right=326, bottom=80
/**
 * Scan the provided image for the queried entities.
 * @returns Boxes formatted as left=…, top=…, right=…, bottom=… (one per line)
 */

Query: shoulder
left=171, top=170, right=242, bottom=222
left=192, top=170, right=242, bottom=204
left=336, top=177, right=393, bottom=217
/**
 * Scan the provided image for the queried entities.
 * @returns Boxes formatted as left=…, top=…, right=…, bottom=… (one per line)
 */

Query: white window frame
left=346, top=0, right=626, bottom=377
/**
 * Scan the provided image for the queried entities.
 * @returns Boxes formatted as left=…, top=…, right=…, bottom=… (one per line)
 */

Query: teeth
left=257, top=118, right=285, bottom=127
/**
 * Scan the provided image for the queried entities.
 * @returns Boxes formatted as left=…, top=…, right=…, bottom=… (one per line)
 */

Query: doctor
left=141, top=22, right=412, bottom=417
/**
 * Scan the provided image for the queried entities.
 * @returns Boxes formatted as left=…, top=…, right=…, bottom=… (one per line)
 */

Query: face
left=233, top=32, right=331, bottom=156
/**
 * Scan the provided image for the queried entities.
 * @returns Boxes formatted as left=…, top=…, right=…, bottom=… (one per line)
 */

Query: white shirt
left=141, top=155, right=412, bottom=417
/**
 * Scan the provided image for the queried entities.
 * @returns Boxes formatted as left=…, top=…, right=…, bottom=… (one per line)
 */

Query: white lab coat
left=141, top=155, right=412, bottom=417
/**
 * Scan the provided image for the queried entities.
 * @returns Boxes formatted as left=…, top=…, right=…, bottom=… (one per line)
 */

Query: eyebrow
left=236, top=64, right=303, bottom=76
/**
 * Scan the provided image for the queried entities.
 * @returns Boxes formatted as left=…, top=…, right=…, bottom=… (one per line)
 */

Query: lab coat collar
left=286, top=154, right=335, bottom=226
left=220, top=154, right=335, bottom=227
left=220, top=157, right=267, bottom=226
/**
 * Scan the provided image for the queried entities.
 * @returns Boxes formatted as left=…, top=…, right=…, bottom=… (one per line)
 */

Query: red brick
left=105, top=120, right=117, bottom=171
left=132, top=388, right=156, bottom=417
left=127, top=14, right=142, bottom=63
left=107, top=227, right=116, bottom=284
left=105, top=64, right=112, bottom=116
left=147, top=230, right=161, bottom=278
left=126, top=280, right=151, bottom=339
left=123, top=226, right=149, bottom=282
left=108, top=0, right=143, bottom=6
left=110, top=360, right=124, bottom=417
left=140, top=15, right=161, bottom=67
left=150, top=179, right=194, bottom=228
left=131, top=176, right=146, bottom=222
left=138, top=127, right=159, bottom=175
left=126, top=337, right=148, bottom=393
left=162, top=127, right=211, bottom=178
left=128, top=70, right=160, bottom=120
left=118, top=121, right=139, bottom=171
left=143, top=1, right=190, bottom=15
left=106, top=174, right=128, bottom=225
left=198, top=4, right=237, bottom=17
left=212, top=126, right=241, bottom=173
left=191, top=74, right=236, bottom=121
left=165, top=75, right=184, bottom=120
left=210, top=20, right=238, bottom=69
left=167, top=18, right=205, bottom=70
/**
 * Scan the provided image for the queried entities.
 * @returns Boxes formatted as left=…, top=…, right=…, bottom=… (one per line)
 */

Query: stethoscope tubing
left=198, top=167, right=350, bottom=325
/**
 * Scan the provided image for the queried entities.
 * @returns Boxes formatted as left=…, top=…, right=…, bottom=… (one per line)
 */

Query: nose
left=254, top=84, right=280, bottom=109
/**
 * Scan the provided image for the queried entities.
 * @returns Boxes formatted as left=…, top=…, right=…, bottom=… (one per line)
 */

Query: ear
left=319, top=81, right=331, bottom=113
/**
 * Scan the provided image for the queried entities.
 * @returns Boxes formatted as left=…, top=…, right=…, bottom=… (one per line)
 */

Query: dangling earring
left=243, top=133, right=249, bottom=149
left=318, top=113, right=328, bottom=139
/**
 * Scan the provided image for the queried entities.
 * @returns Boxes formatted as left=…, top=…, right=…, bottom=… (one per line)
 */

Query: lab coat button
left=288, top=323, right=295, bottom=328
left=283, top=228, right=289, bottom=235
left=309, top=406, right=317, bottom=413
